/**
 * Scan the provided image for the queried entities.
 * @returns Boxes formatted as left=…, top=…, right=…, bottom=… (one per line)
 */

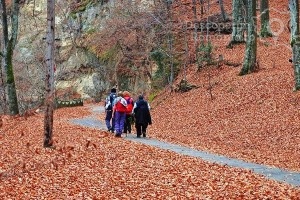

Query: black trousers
left=123, top=114, right=132, bottom=133
left=135, top=123, right=148, bottom=136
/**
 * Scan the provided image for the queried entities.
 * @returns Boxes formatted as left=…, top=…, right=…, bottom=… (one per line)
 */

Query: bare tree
left=260, top=0, right=272, bottom=37
left=0, top=0, right=20, bottom=115
left=218, top=0, right=228, bottom=21
left=228, top=0, right=246, bottom=47
left=289, top=0, right=300, bottom=90
left=44, top=0, right=55, bottom=148
left=239, top=0, right=257, bottom=75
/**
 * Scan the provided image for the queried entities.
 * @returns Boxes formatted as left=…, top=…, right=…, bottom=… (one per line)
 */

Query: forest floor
left=0, top=104, right=300, bottom=199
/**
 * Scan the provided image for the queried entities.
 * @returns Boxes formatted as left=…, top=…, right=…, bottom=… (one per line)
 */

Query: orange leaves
left=0, top=103, right=300, bottom=199
left=1, top=1, right=300, bottom=198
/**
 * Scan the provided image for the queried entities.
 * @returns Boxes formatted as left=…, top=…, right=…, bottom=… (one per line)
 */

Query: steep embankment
left=151, top=0, right=300, bottom=172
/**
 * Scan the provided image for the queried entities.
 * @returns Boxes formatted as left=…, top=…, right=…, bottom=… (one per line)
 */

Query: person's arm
left=105, top=97, right=111, bottom=110
left=112, top=105, right=116, bottom=117
left=132, top=102, right=137, bottom=114
left=148, top=110, right=152, bottom=125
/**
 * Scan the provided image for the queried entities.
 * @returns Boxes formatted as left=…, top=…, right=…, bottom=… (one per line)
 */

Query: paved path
left=70, top=106, right=300, bottom=188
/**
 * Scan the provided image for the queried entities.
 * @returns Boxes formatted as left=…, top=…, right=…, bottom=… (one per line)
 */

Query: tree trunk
left=6, top=42, right=19, bottom=115
left=239, top=0, right=257, bottom=76
left=166, top=0, right=174, bottom=87
left=289, top=0, right=300, bottom=90
left=228, top=0, right=246, bottom=47
left=1, top=0, right=20, bottom=115
left=199, top=0, right=205, bottom=15
left=260, top=0, right=272, bottom=37
left=183, top=23, right=188, bottom=81
left=192, top=0, right=198, bottom=61
left=44, top=0, right=55, bottom=148
left=219, top=0, right=228, bottom=21
left=0, top=0, right=20, bottom=115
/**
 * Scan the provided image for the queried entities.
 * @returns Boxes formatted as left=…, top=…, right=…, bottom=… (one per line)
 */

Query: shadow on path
left=70, top=106, right=300, bottom=188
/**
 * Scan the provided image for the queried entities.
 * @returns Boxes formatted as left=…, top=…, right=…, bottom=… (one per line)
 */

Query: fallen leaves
left=0, top=1, right=300, bottom=199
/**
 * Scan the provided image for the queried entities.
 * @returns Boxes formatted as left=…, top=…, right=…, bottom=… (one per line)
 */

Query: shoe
left=142, top=132, right=146, bottom=137
left=115, top=134, right=122, bottom=137
left=137, top=135, right=141, bottom=138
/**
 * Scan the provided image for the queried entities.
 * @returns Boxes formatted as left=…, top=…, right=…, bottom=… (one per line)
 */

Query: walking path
left=70, top=106, right=300, bottom=188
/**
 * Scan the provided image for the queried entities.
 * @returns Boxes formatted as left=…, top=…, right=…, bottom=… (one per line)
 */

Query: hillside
left=151, top=0, right=300, bottom=172
left=0, top=0, right=300, bottom=198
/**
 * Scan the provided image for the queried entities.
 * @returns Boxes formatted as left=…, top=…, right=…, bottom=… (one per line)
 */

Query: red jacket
left=124, top=96, right=134, bottom=115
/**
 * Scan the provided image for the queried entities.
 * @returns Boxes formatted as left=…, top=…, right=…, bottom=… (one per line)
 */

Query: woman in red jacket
left=112, top=91, right=127, bottom=137
left=123, top=91, right=134, bottom=135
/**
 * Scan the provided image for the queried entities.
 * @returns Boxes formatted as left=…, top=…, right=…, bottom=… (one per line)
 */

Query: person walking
left=123, top=91, right=134, bottom=135
left=104, top=88, right=117, bottom=132
left=112, top=91, right=127, bottom=137
left=133, top=95, right=152, bottom=138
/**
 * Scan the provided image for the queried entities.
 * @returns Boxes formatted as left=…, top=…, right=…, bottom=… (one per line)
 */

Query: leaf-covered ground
left=1, top=0, right=300, bottom=199
left=0, top=106, right=300, bottom=199
left=150, top=0, right=300, bottom=174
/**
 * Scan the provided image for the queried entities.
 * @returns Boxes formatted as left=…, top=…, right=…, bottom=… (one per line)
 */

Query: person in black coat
left=133, top=95, right=152, bottom=138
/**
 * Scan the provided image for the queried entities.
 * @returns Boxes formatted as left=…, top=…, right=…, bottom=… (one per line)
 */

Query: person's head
left=138, top=94, right=144, bottom=100
left=123, top=91, right=130, bottom=97
left=111, top=88, right=117, bottom=93
left=118, top=91, right=124, bottom=97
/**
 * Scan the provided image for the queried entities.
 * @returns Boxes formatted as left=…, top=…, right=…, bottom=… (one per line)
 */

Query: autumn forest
left=0, top=0, right=300, bottom=199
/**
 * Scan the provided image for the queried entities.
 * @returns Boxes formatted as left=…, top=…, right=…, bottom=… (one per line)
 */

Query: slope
left=150, top=0, right=300, bottom=172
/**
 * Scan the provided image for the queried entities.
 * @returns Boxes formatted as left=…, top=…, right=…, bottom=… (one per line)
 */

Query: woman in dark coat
left=133, top=95, right=152, bottom=138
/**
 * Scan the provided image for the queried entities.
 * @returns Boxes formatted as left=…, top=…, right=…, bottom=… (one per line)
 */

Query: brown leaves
left=0, top=1, right=300, bottom=199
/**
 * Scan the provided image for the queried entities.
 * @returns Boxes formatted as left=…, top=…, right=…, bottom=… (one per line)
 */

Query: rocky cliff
left=14, top=0, right=156, bottom=109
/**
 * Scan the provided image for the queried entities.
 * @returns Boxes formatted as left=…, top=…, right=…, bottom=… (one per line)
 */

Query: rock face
left=14, top=0, right=153, bottom=108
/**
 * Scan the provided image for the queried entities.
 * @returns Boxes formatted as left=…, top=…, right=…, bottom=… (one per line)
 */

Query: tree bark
left=44, top=0, right=55, bottom=148
left=199, top=0, right=205, bottom=15
left=166, top=0, right=174, bottom=87
left=239, top=0, right=257, bottom=76
left=218, top=0, right=228, bottom=21
left=192, top=0, right=198, bottom=61
left=289, top=0, right=300, bottom=90
left=0, top=0, right=20, bottom=115
left=260, top=0, right=272, bottom=37
left=228, top=0, right=246, bottom=47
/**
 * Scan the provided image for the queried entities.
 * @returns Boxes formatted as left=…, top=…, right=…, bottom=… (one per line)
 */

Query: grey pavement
left=70, top=106, right=300, bottom=188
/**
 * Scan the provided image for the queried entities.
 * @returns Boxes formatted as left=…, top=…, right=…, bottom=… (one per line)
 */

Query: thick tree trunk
left=239, top=0, right=257, bottom=76
left=0, top=0, right=20, bottom=115
left=0, top=55, right=6, bottom=114
left=44, top=0, right=55, bottom=148
left=292, top=43, right=300, bottom=90
left=289, top=0, right=299, bottom=45
left=228, top=0, right=246, bottom=47
left=6, top=43, right=19, bottom=115
left=260, top=0, right=272, bottom=37
left=289, top=0, right=300, bottom=90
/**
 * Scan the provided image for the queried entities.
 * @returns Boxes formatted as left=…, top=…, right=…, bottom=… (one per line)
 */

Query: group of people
left=104, top=88, right=152, bottom=138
